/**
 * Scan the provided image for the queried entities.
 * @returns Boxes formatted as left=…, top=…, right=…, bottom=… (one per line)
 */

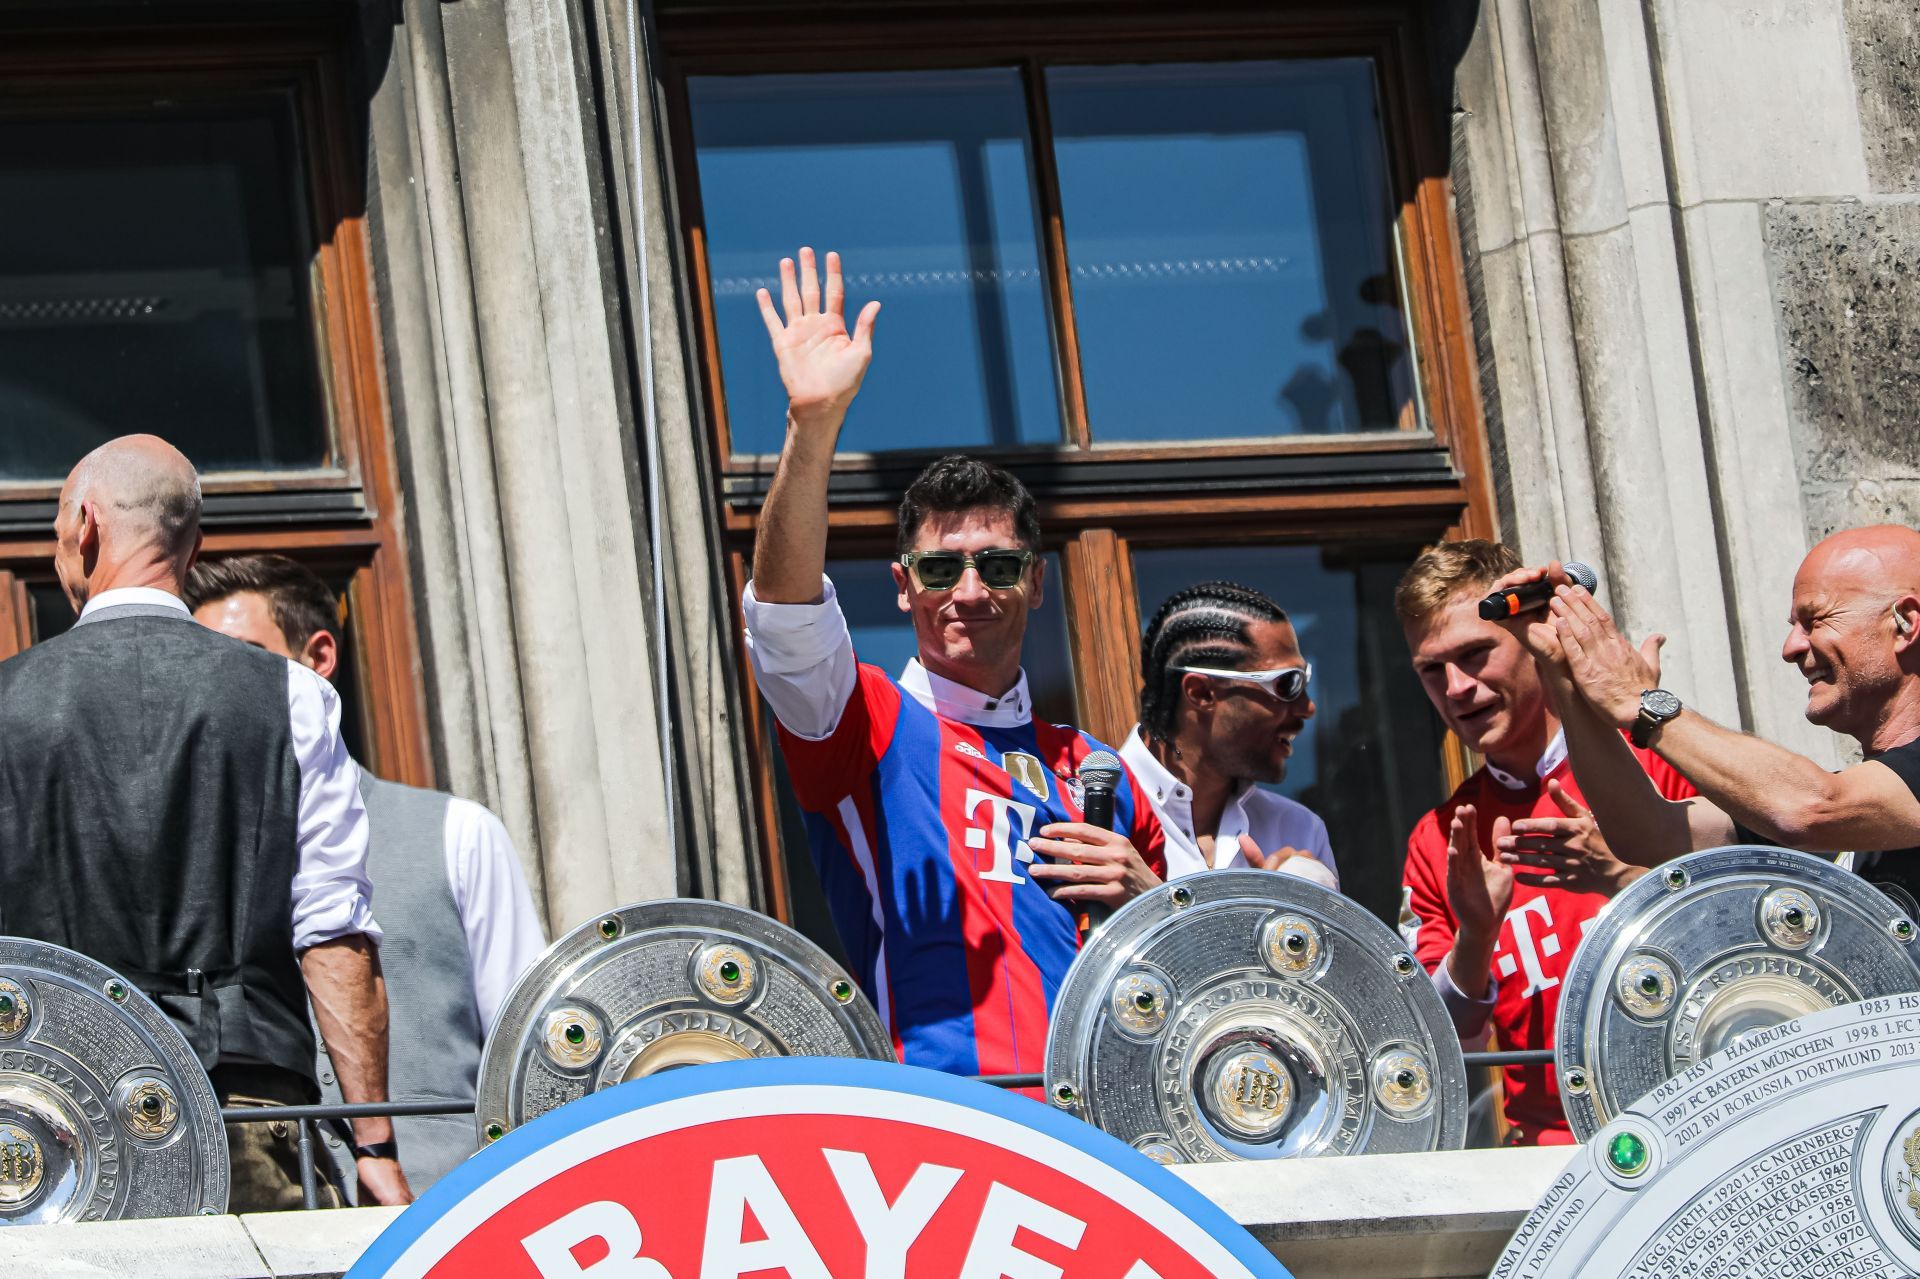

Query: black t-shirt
left=1852, top=737, right=1920, bottom=917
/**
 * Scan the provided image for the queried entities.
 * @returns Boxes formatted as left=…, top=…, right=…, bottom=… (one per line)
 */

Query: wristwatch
left=1631, top=688, right=1683, bottom=747
left=351, top=1140, right=401, bottom=1162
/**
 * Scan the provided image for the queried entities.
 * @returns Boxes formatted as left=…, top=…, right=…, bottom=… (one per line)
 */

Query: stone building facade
left=2, top=0, right=1913, bottom=934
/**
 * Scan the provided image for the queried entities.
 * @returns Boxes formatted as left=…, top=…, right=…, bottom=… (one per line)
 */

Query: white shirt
left=741, top=576, right=1037, bottom=734
left=440, top=796, right=547, bottom=1033
left=1119, top=726, right=1339, bottom=887
left=77, top=587, right=380, bottom=951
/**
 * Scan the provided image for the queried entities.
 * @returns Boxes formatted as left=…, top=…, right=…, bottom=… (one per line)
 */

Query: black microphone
left=1478, top=560, right=1597, bottom=621
left=1073, top=751, right=1124, bottom=934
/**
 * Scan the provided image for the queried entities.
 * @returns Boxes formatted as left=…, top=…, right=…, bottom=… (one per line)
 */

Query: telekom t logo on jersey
left=964, top=788, right=1038, bottom=884
left=1494, top=899, right=1600, bottom=997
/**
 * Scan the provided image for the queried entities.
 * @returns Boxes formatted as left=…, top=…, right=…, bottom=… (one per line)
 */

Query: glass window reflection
left=1131, top=544, right=1443, bottom=923
left=1048, top=61, right=1416, bottom=442
left=688, top=71, right=1064, bottom=456
left=0, top=99, right=330, bottom=481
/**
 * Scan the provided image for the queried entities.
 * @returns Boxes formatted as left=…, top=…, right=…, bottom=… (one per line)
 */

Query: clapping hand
left=1496, top=779, right=1646, bottom=896
left=1445, top=803, right=1514, bottom=937
left=756, top=247, right=881, bottom=428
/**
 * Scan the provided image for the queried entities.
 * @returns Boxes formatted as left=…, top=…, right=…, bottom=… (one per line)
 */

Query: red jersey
left=1401, top=744, right=1696, bottom=1144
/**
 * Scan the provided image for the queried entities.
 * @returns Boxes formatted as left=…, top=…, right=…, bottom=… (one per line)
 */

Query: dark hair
left=1393, top=539, right=1523, bottom=627
left=895, top=454, right=1042, bottom=555
left=1138, top=581, right=1289, bottom=744
left=183, top=553, right=339, bottom=650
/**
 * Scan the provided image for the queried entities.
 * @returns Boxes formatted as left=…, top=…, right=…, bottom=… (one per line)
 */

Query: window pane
left=689, top=71, right=1064, bottom=455
left=769, top=552, right=1075, bottom=958
left=1049, top=61, right=1416, bottom=442
left=25, top=581, right=74, bottom=645
left=0, top=98, right=331, bottom=480
left=1131, top=544, right=1444, bottom=924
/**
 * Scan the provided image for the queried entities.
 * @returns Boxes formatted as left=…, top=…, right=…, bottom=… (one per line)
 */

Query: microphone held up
left=1478, top=560, right=1598, bottom=621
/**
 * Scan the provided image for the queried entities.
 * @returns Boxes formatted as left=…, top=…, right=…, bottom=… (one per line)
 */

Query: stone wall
left=1447, top=0, right=1920, bottom=760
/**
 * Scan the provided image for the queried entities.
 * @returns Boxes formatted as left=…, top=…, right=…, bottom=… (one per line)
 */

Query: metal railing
left=222, top=1049, right=1557, bottom=1211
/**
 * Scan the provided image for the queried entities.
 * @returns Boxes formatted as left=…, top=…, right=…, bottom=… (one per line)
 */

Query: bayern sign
left=350, top=1058, right=1292, bottom=1279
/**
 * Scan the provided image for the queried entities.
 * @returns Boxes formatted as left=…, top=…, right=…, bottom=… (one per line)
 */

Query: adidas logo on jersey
left=955, top=741, right=987, bottom=760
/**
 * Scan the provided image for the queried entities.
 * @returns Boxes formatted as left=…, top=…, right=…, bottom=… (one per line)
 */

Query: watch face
left=1643, top=689, right=1682, bottom=718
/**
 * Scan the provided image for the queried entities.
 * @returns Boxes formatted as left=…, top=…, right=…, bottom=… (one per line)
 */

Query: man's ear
left=890, top=561, right=911, bottom=614
left=302, top=627, right=341, bottom=682
left=1180, top=670, right=1217, bottom=712
left=76, top=501, right=102, bottom=571
left=1026, top=553, right=1045, bottom=611
left=1894, top=596, right=1920, bottom=654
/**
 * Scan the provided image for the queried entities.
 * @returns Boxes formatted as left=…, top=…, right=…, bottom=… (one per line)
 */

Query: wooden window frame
left=0, top=20, right=432, bottom=788
left=659, top=2, right=1496, bottom=922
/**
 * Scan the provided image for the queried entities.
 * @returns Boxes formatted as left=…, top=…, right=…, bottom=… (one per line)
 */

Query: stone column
left=358, top=0, right=703, bottom=932
left=1448, top=0, right=1845, bottom=758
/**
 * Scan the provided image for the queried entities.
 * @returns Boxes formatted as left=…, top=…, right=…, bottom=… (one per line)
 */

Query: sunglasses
left=1173, top=663, right=1313, bottom=702
left=899, top=549, right=1036, bottom=592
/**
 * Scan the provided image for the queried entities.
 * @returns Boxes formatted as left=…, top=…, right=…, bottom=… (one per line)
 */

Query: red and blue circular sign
left=350, top=1058, right=1292, bottom=1278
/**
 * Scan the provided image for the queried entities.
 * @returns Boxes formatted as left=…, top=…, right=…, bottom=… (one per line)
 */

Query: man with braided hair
left=1120, top=581, right=1339, bottom=886
left=742, top=248, right=1166, bottom=1082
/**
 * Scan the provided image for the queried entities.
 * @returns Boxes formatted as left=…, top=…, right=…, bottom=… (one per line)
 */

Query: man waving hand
left=742, top=248, right=1164, bottom=1080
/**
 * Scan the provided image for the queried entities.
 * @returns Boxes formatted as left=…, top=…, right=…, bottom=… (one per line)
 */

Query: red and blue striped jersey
left=777, top=663, right=1166, bottom=1080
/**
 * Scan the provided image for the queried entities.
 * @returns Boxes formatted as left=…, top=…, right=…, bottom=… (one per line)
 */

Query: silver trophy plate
left=476, top=899, right=893, bottom=1142
left=1556, top=844, right=1920, bottom=1141
left=1498, top=996, right=1920, bottom=1277
left=0, top=937, right=228, bottom=1222
left=1044, top=870, right=1468, bottom=1163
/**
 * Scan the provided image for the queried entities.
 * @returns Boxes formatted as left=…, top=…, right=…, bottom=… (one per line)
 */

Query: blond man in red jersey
left=1396, top=541, right=1694, bottom=1145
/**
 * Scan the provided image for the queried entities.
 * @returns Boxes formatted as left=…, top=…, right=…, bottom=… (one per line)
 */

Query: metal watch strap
left=351, top=1140, right=400, bottom=1161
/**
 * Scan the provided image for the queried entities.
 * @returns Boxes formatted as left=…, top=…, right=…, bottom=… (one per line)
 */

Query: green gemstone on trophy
left=0, top=996, right=15, bottom=1017
left=831, top=979, right=854, bottom=1003
left=598, top=917, right=621, bottom=940
left=1639, top=973, right=1661, bottom=996
left=719, top=959, right=742, bottom=984
left=564, top=1022, right=585, bottom=1046
left=1284, top=933, right=1306, bottom=954
left=1607, top=1130, right=1649, bottom=1175
left=1133, top=991, right=1155, bottom=1012
left=484, top=1122, right=505, bottom=1142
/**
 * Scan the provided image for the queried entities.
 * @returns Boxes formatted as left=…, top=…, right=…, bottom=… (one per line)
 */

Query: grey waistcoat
left=318, top=775, right=482, bottom=1196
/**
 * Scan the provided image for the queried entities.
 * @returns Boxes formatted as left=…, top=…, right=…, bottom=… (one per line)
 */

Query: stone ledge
left=0, top=1147, right=1566, bottom=1278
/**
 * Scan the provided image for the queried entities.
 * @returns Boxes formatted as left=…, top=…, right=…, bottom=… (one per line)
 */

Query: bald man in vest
left=0, top=436, right=411, bottom=1210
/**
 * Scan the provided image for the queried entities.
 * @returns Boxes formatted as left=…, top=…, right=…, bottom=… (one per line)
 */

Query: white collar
left=1121, top=725, right=1192, bottom=806
left=1119, top=724, right=1256, bottom=830
left=77, top=586, right=191, bottom=621
left=1485, top=727, right=1569, bottom=790
left=897, top=658, right=1032, bottom=728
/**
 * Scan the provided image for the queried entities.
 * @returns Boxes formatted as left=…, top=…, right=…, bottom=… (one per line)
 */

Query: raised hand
left=1497, top=779, right=1647, bottom=896
left=1550, top=586, right=1664, bottom=730
left=756, top=247, right=881, bottom=428
left=1445, top=804, right=1515, bottom=938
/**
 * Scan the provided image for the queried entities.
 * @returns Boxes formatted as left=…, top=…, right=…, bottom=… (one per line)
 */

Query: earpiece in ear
left=1896, top=606, right=1915, bottom=636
